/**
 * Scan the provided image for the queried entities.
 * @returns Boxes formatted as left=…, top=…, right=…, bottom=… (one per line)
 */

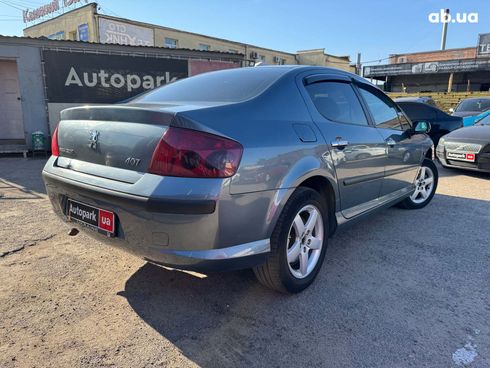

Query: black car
left=395, top=96, right=438, bottom=108
left=397, top=101, right=463, bottom=146
left=436, top=121, right=490, bottom=173
left=450, top=97, right=490, bottom=118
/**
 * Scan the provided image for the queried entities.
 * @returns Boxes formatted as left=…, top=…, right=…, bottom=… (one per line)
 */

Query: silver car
left=43, top=66, right=438, bottom=293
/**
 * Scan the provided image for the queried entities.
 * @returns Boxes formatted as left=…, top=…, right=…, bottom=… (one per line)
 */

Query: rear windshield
left=456, top=99, right=490, bottom=112
left=133, top=67, right=287, bottom=103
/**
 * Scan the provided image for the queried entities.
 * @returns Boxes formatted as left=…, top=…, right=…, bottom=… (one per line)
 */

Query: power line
left=0, top=0, right=24, bottom=11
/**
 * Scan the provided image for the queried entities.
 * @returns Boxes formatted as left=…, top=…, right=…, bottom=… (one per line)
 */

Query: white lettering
left=468, top=13, right=478, bottom=23
left=110, top=73, right=125, bottom=88
left=83, top=72, right=98, bottom=87
left=99, top=70, right=110, bottom=87
left=156, top=75, right=165, bottom=87
left=127, top=75, right=141, bottom=92
left=64, top=67, right=83, bottom=86
left=142, top=75, right=154, bottom=89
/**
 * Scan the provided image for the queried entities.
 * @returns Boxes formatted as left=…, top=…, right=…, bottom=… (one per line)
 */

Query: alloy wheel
left=286, top=204, right=324, bottom=279
left=410, top=166, right=435, bottom=204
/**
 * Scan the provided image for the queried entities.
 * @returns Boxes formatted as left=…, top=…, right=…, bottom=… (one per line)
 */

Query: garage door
left=0, top=60, right=24, bottom=141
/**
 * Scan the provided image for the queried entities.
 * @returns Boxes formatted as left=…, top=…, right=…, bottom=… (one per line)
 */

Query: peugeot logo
left=88, top=130, right=99, bottom=150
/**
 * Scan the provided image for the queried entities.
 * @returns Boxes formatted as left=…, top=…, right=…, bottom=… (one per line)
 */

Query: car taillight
left=51, top=126, right=59, bottom=156
left=148, top=127, right=243, bottom=178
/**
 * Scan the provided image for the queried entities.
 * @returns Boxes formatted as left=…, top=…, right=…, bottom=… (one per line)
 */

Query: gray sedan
left=43, top=66, right=437, bottom=293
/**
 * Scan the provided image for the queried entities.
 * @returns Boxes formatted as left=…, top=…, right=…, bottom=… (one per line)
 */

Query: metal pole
left=356, top=52, right=361, bottom=76
left=447, top=72, right=454, bottom=92
left=440, top=9, right=450, bottom=50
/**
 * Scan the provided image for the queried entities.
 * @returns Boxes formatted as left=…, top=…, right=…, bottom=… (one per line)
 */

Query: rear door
left=355, top=83, right=421, bottom=196
left=301, top=75, right=387, bottom=217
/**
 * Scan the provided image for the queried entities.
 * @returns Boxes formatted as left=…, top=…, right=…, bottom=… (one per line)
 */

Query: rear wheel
left=253, top=187, right=328, bottom=293
left=398, top=159, right=438, bottom=209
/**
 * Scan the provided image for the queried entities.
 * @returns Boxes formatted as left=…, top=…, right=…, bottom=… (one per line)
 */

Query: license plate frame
left=66, top=199, right=116, bottom=237
left=446, top=151, right=476, bottom=162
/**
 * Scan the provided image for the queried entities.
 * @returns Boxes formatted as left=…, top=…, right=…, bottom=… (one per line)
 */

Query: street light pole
left=440, top=9, right=450, bottom=50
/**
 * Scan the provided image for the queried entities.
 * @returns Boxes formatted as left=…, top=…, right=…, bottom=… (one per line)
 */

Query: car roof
left=395, top=96, right=432, bottom=101
left=258, top=65, right=366, bottom=83
left=459, top=97, right=490, bottom=102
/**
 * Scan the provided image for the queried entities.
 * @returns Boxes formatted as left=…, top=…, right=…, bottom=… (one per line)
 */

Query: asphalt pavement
left=0, top=157, right=489, bottom=368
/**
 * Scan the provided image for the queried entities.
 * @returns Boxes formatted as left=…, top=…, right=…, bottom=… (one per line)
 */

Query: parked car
left=475, top=114, right=490, bottom=126
left=396, top=101, right=463, bottom=146
left=394, top=96, right=438, bottom=107
left=462, top=109, right=490, bottom=127
left=450, top=97, right=490, bottom=121
left=436, top=122, right=490, bottom=173
left=43, top=66, right=437, bottom=293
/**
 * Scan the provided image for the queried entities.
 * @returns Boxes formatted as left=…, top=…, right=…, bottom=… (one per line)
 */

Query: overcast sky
left=0, top=0, right=488, bottom=64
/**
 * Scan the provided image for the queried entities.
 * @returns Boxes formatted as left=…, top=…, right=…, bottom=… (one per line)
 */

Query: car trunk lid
left=56, top=106, right=173, bottom=181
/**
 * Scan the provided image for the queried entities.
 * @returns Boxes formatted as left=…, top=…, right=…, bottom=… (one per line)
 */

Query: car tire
left=253, top=187, right=328, bottom=293
left=398, top=159, right=438, bottom=209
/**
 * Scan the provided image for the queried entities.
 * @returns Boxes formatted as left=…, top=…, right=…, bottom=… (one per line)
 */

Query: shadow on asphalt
left=119, top=193, right=489, bottom=367
left=0, top=157, right=48, bottom=195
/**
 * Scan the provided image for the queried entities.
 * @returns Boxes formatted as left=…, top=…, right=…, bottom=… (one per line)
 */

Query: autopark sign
left=42, top=50, right=188, bottom=103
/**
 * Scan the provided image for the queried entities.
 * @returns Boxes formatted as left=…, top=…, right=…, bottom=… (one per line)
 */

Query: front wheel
left=253, top=187, right=328, bottom=293
left=398, top=159, right=438, bottom=209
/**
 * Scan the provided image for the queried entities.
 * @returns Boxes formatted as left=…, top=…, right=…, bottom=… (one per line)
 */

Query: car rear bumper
left=42, top=163, right=276, bottom=272
left=436, top=146, right=490, bottom=173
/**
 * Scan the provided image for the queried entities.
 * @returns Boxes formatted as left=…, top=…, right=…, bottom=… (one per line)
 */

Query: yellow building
left=23, top=2, right=354, bottom=71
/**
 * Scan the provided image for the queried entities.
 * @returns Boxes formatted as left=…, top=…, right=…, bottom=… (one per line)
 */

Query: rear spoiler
left=60, top=105, right=174, bottom=125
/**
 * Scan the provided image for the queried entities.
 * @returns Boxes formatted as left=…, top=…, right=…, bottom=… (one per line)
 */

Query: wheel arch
left=297, top=175, right=337, bottom=237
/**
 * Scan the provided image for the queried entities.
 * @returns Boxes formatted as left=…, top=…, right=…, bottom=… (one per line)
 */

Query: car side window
left=358, top=86, right=403, bottom=130
left=305, top=81, right=368, bottom=126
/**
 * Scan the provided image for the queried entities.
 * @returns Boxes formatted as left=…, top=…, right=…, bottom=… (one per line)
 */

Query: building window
left=258, top=54, right=266, bottom=62
left=198, top=43, right=210, bottom=51
left=164, top=37, right=178, bottom=48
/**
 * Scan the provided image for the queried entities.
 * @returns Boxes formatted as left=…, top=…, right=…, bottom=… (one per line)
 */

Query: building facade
left=0, top=35, right=242, bottom=152
left=23, top=2, right=354, bottom=71
left=364, top=34, right=490, bottom=93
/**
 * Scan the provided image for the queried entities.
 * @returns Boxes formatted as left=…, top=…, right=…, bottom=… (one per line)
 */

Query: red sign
left=22, top=0, right=85, bottom=23
left=98, top=209, right=115, bottom=233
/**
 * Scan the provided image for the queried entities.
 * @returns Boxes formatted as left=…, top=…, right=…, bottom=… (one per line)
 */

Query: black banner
left=364, top=58, right=490, bottom=78
left=43, top=50, right=188, bottom=103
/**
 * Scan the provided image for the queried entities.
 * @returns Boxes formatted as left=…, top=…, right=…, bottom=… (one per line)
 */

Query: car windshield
left=133, top=67, right=288, bottom=103
left=455, top=99, right=490, bottom=112
left=476, top=115, right=490, bottom=125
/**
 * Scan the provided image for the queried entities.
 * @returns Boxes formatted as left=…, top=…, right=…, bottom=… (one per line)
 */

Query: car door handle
left=385, top=138, right=396, bottom=146
left=331, top=139, right=349, bottom=148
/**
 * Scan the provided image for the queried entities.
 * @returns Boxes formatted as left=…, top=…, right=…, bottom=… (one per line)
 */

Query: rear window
left=398, top=102, right=437, bottom=121
left=456, top=99, right=490, bottom=112
left=133, top=67, right=287, bottom=103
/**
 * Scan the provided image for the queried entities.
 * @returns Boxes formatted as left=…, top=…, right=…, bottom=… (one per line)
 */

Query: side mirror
left=449, top=108, right=454, bottom=113
left=414, top=121, right=431, bottom=133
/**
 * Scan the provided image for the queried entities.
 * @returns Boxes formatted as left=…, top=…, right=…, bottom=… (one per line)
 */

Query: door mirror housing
left=414, top=121, right=431, bottom=133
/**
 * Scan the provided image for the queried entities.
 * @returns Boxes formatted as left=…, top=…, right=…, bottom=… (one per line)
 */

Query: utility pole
left=440, top=9, right=450, bottom=50
left=356, top=53, right=361, bottom=76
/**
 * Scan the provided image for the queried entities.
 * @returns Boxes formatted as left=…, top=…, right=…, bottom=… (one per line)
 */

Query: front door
left=302, top=77, right=387, bottom=217
left=356, top=83, right=420, bottom=196
left=0, top=60, right=24, bottom=141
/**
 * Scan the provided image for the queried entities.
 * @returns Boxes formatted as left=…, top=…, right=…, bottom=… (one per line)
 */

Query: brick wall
left=388, top=91, right=490, bottom=112
left=389, top=47, right=477, bottom=64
